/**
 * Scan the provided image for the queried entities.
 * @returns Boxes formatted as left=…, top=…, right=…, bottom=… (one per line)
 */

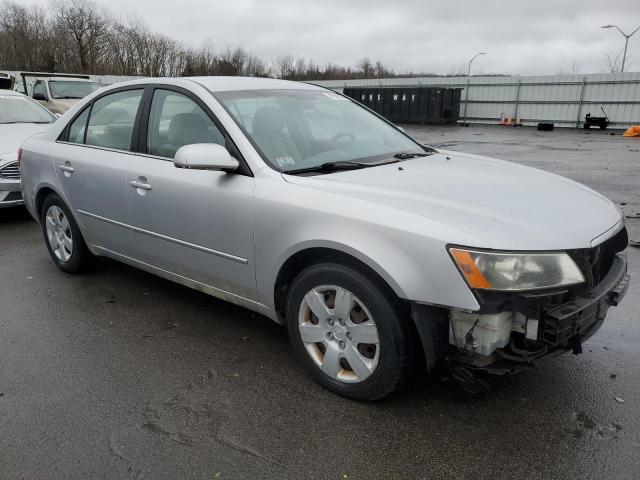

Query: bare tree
left=52, top=0, right=111, bottom=73
left=0, top=0, right=445, bottom=80
left=273, top=54, right=295, bottom=79
left=357, top=57, right=374, bottom=78
left=0, top=2, right=55, bottom=70
left=374, top=60, right=393, bottom=78
left=603, top=50, right=624, bottom=73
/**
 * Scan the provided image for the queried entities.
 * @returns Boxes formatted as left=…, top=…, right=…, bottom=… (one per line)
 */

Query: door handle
left=58, top=162, right=74, bottom=177
left=130, top=179, right=152, bottom=191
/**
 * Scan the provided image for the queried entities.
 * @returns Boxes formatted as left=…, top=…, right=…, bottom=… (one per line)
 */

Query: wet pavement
left=1, top=125, right=639, bottom=479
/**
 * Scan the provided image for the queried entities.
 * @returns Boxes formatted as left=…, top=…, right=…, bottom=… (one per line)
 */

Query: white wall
left=311, top=72, right=640, bottom=127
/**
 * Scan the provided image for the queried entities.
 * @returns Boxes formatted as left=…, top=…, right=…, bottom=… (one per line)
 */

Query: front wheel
left=287, top=263, right=413, bottom=401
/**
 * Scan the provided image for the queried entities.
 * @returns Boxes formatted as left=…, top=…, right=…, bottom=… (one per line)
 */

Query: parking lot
left=1, top=124, right=639, bottom=479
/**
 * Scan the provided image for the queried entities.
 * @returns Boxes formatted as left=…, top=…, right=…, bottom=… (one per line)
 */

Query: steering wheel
left=330, top=132, right=356, bottom=142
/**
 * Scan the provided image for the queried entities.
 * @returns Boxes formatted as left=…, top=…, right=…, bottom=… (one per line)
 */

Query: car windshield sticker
left=275, top=156, right=296, bottom=169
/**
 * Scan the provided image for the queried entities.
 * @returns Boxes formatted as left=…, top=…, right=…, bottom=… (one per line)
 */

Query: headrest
left=252, top=106, right=285, bottom=134
left=168, top=112, right=210, bottom=144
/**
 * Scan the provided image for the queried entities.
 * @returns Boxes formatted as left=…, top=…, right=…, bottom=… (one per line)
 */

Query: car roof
left=0, top=89, right=25, bottom=97
left=76, top=77, right=330, bottom=104
left=104, top=76, right=324, bottom=93
left=186, top=76, right=323, bottom=92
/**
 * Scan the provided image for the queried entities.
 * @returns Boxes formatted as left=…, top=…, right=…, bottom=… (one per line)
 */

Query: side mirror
left=33, top=92, right=47, bottom=101
left=174, top=143, right=239, bottom=171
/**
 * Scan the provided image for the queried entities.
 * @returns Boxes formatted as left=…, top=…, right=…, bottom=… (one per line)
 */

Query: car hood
left=283, top=151, right=622, bottom=250
left=0, top=123, right=51, bottom=157
left=51, top=98, right=79, bottom=108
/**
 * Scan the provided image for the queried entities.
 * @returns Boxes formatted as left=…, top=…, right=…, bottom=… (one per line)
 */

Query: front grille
left=0, top=161, right=20, bottom=179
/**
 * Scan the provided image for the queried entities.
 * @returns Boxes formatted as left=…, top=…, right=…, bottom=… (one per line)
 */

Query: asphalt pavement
left=1, top=125, right=639, bottom=479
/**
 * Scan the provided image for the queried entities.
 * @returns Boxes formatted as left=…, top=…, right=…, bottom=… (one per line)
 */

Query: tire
left=286, top=262, right=413, bottom=401
left=40, top=193, right=95, bottom=273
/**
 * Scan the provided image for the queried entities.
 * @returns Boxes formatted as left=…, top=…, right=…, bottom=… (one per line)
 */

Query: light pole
left=601, top=24, right=640, bottom=72
left=461, top=52, right=487, bottom=126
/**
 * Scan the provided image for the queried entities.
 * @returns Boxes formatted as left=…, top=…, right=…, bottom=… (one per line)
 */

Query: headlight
left=449, top=247, right=585, bottom=291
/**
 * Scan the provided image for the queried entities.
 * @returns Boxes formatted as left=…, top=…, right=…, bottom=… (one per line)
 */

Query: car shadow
left=84, top=255, right=535, bottom=403
left=0, top=206, right=33, bottom=223
left=13, top=242, right=622, bottom=478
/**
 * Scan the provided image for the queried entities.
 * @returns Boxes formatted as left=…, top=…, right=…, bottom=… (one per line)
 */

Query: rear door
left=126, top=86, right=257, bottom=301
left=54, top=87, right=144, bottom=254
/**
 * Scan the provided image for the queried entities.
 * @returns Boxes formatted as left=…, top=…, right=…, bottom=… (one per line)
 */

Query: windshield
left=0, top=95, right=56, bottom=124
left=216, top=89, right=424, bottom=172
left=49, top=80, right=99, bottom=99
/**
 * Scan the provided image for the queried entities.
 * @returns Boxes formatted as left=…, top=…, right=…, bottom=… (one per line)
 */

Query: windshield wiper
left=53, top=96, right=81, bottom=99
left=285, top=159, right=399, bottom=175
left=393, top=151, right=433, bottom=160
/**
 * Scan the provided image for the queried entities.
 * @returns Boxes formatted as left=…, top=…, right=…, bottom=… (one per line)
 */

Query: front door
left=126, top=88, right=257, bottom=301
left=55, top=88, right=144, bottom=254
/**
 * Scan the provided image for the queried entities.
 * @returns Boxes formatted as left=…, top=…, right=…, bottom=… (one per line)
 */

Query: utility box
left=343, top=87, right=462, bottom=124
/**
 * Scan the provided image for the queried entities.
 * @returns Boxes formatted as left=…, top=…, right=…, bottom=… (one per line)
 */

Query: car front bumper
left=439, top=252, right=629, bottom=380
left=542, top=253, right=629, bottom=350
left=0, top=178, right=23, bottom=208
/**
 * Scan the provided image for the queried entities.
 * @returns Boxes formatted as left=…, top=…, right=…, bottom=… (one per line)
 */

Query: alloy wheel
left=45, top=205, right=73, bottom=263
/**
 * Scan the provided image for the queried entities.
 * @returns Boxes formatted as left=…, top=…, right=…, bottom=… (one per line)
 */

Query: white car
left=0, top=90, right=56, bottom=208
left=30, top=76, right=100, bottom=115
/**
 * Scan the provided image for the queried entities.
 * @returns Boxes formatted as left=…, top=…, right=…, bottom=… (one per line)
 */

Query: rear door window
left=85, top=90, right=143, bottom=151
left=67, top=108, right=90, bottom=144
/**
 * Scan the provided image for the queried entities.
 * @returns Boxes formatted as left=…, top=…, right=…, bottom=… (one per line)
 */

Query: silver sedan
left=20, top=77, right=629, bottom=400
left=0, top=90, right=56, bottom=208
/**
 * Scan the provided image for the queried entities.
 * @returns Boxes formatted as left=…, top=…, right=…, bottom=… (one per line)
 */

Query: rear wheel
left=40, top=193, right=95, bottom=273
left=287, top=263, right=412, bottom=401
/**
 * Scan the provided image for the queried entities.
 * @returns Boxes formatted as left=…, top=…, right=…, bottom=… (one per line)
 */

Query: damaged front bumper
left=448, top=253, right=629, bottom=375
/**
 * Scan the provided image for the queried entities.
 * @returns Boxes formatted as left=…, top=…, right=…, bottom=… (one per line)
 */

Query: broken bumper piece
left=450, top=253, right=629, bottom=373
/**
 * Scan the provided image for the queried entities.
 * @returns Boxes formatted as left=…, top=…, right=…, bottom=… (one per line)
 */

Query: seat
left=251, top=106, right=300, bottom=164
left=156, top=112, right=214, bottom=158
left=103, top=124, right=135, bottom=150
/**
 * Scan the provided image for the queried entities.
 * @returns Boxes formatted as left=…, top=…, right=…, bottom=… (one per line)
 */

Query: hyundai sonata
left=20, top=77, right=629, bottom=400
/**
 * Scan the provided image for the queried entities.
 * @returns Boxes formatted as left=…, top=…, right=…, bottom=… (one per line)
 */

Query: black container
left=537, top=122, right=554, bottom=131
left=343, top=87, right=462, bottom=124
left=0, top=72, right=14, bottom=90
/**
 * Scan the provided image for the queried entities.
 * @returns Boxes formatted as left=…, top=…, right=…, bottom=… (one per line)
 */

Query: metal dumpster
left=343, top=87, right=462, bottom=124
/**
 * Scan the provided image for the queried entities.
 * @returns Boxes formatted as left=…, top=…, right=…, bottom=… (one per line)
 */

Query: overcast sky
left=22, top=0, right=640, bottom=75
